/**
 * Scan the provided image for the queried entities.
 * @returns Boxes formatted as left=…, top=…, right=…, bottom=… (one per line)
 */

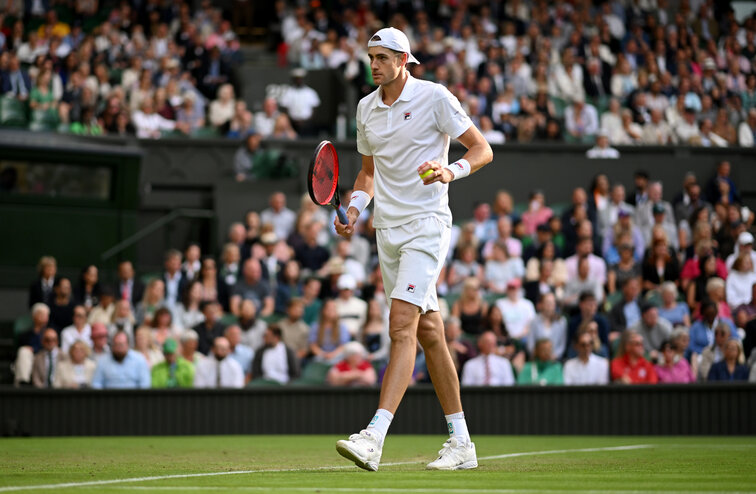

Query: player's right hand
left=335, top=207, right=358, bottom=239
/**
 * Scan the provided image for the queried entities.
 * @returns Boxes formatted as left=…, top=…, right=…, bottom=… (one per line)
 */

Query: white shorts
left=376, top=216, right=451, bottom=314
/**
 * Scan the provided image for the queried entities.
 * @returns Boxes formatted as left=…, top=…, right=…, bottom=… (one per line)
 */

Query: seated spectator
left=520, top=190, right=553, bottom=237
left=483, top=241, right=524, bottom=294
left=151, top=338, right=195, bottom=388
left=610, top=330, right=658, bottom=384
left=607, top=234, right=642, bottom=295
left=707, top=339, right=749, bottom=381
left=60, top=305, right=92, bottom=354
left=193, top=301, right=226, bottom=356
left=524, top=259, right=562, bottom=306
left=461, top=331, right=515, bottom=386
left=175, top=93, right=204, bottom=133
left=294, top=221, right=330, bottom=275
left=527, top=293, right=567, bottom=361
left=563, top=329, right=609, bottom=385
left=238, top=299, right=267, bottom=350
left=445, top=316, right=476, bottom=376
left=198, top=257, right=227, bottom=308
left=564, top=95, right=599, bottom=141
left=641, top=108, right=675, bottom=145
left=567, top=292, right=610, bottom=358
left=602, top=209, right=644, bottom=264
left=655, top=283, right=689, bottom=330
left=28, top=329, right=60, bottom=389
left=92, top=332, right=151, bottom=389
left=226, top=100, right=254, bottom=139
left=28, top=255, right=57, bottom=308
left=699, top=322, right=740, bottom=381
left=326, top=341, right=377, bottom=387
left=254, top=97, right=280, bottom=138
left=609, top=276, right=642, bottom=336
left=1, top=54, right=31, bottom=100
left=271, top=113, right=298, bottom=139
left=450, top=277, right=489, bottom=338
left=174, top=280, right=206, bottom=332
left=134, top=279, right=165, bottom=327
left=362, top=299, right=389, bottom=363
left=675, top=106, right=702, bottom=145
left=149, top=307, right=179, bottom=348
left=563, top=256, right=605, bottom=310
left=279, top=298, right=311, bottom=361
left=738, top=109, right=756, bottom=147
left=585, top=130, right=619, bottom=159
left=524, top=240, right=567, bottom=287
left=309, top=299, right=350, bottom=364
left=194, top=336, right=244, bottom=388
left=250, top=325, right=299, bottom=385
left=225, top=325, right=254, bottom=382
left=275, top=259, right=304, bottom=315
left=88, top=287, right=115, bottom=325
left=108, top=300, right=136, bottom=345
left=495, top=278, right=536, bottom=341
left=208, top=83, right=235, bottom=129
left=689, top=299, right=738, bottom=359
left=49, top=277, right=75, bottom=333
left=697, top=277, right=733, bottom=322
left=134, top=327, right=164, bottom=369
left=726, top=253, right=756, bottom=310
left=74, top=265, right=100, bottom=312
left=565, top=236, right=607, bottom=288
left=447, top=243, right=483, bottom=294
left=642, top=237, right=680, bottom=294
left=726, top=232, right=756, bottom=272
left=230, top=258, right=274, bottom=317
left=89, top=323, right=111, bottom=363
left=655, top=340, right=696, bottom=384
left=612, top=109, right=643, bottom=144
left=334, top=274, right=367, bottom=339
left=179, top=330, right=205, bottom=366
left=517, top=339, right=563, bottom=385
left=630, top=303, right=673, bottom=360
left=132, top=98, right=181, bottom=139
left=53, top=340, right=96, bottom=389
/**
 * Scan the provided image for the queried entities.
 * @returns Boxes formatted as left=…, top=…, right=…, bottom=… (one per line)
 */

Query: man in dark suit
left=162, top=249, right=188, bottom=310
left=193, top=301, right=226, bottom=355
left=28, top=256, right=57, bottom=308
left=115, top=260, right=144, bottom=308
left=583, top=57, right=610, bottom=99
left=566, top=291, right=610, bottom=359
left=199, top=46, right=230, bottom=99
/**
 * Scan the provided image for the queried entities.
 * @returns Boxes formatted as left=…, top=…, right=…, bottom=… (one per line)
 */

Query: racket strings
left=312, top=149, right=338, bottom=204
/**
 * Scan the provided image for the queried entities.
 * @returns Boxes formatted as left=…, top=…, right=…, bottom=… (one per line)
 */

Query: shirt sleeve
left=355, top=101, right=371, bottom=156
left=433, top=85, right=473, bottom=139
left=92, top=360, right=105, bottom=389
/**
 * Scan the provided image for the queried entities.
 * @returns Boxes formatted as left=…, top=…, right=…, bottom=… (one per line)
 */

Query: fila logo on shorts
left=404, top=112, right=412, bottom=120
left=406, top=284, right=415, bottom=293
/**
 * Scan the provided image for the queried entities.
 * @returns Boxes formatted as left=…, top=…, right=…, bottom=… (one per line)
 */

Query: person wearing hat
left=326, top=341, right=377, bottom=387
left=628, top=302, right=673, bottom=360
left=726, top=231, right=756, bottom=272
left=279, top=67, right=320, bottom=136
left=586, top=128, right=620, bottom=159
left=334, top=26, right=493, bottom=471
left=151, top=338, right=195, bottom=388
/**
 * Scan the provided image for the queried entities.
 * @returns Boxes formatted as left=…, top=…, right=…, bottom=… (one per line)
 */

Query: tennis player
left=334, top=27, right=493, bottom=471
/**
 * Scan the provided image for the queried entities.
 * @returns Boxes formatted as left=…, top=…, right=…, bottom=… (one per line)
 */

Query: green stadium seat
left=191, top=126, right=220, bottom=138
left=603, top=291, right=623, bottom=313
left=139, top=272, right=160, bottom=284
left=13, top=314, right=33, bottom=346
left=160, top=129, right=187, bottom=138
left=247, top=378, right=283, bottom=387
left=0, top=97, right=28, bottom=127
left=28, top=109, right=60, bottom=132
left=290, top=361, right=331, bottom=386
left=219, top=313, right=239, bottom=327
left=550, top=96, right=568, bottom=118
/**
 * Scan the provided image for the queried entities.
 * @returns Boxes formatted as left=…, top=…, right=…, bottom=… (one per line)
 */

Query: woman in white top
left=726, top=253, right=756, bottom=309
left=208, top=83, right=235, bottom=128
left=53, top=341, right=96, bottom=389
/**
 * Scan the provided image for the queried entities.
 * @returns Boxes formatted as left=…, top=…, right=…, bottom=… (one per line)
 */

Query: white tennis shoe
left=426, top=437, right=478, bottom=470
left=336, top=429, right=382, bottom=471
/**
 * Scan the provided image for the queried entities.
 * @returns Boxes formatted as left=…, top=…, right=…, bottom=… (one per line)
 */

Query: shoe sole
left=336, top=440, right=379, bottom=472
left=427, top=460, right=478, bottom=471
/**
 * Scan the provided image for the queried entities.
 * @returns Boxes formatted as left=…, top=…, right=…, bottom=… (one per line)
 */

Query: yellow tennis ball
left=420, top=169, right=434, bottom=179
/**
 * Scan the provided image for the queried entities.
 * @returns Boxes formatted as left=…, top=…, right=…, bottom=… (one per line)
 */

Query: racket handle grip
left=335, top=205, right=349, bottom=225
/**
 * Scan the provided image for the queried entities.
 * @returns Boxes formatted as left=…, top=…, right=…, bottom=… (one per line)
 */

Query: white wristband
left=348, top=190, right=371, bottom=215
left=443, top=158, right=471, bottom=181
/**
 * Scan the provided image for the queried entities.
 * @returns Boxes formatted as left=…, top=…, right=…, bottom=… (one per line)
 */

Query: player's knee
left=389, top=324, right=416, bottom=345
left=417, top=319, right=443, bottom=348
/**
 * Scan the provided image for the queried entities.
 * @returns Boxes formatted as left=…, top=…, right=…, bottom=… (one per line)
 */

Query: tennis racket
left=307, top=140, right=349, bottom=225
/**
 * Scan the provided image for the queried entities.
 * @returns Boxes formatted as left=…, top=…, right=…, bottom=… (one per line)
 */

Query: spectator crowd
left=13, top=161, right=756, bottom=389
left=2, top=1, right=756, bottom=145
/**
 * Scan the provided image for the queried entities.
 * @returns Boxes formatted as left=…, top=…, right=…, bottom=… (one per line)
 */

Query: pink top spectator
left=655, top=359, right=696, bottom=384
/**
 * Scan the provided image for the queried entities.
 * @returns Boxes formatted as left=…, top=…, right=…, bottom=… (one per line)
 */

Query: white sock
left=445, top=412, right=471, bottom=446
left=366, top=408, right=393, bottom=446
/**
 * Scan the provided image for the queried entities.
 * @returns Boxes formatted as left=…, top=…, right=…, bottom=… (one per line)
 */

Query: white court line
left=0, top=445, right=652, bottom=492
left=120, top=488, right=756, bottom=494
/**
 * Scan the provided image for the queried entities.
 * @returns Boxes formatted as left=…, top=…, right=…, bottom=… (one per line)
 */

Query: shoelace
left=436, top=439, right=460, bottom=460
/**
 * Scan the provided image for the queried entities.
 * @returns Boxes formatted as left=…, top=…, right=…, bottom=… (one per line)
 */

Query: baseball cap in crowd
left=641, top=301, right=658, bottom=313
left=343, top=341, right=366, bottom=357
left=738, top=232, right=754, bottom=245
left=506, top=278, right=522, bottom=289
left=368, top=27, right=420, bottom=64
left=618, top=209, right=632, bottom=218
left=337, top=273, right=357, bottom=291
left=163, top=338, right=178, bottom=354
left=652, top=203, right=666, bottom=215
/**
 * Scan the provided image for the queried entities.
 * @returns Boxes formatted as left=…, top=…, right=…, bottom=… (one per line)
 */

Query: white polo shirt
left=356, top=75, right=472, bottom=229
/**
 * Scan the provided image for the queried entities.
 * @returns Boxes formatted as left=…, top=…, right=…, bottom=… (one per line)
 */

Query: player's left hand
left=418, top=161, right=453, bottom=185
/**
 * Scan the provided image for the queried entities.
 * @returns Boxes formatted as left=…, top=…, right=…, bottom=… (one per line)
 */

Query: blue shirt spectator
left=92, top=333, right=151, bottom=389
left=688, top=300, right=738, bottom=357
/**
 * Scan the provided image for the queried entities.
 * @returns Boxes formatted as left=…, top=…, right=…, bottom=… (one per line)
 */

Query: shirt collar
left=372, top=75, right=419, bottom=109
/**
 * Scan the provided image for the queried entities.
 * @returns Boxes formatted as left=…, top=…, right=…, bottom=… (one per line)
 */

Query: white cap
left=739, top=231, right=754, bottom=245
left=367, top=27, right=419, bottom=64
left=337, top=273, right=357, bottom=291
left=343, top=341, right=366, bottom=357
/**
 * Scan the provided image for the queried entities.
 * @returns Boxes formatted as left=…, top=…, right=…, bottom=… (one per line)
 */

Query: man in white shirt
left=260, top=192, right=296, bottom=241
left=194, top=336, right=244, bottom=388
left=565, top=237, right=607, bottom=287
left=251, top=326, right=298, bottom=384
left=253, top=97, right=280, bottom=138
left=225, top=325, right=254, bottom=382
left=726, top=232, right=756, bottom=272
left=334, top=27, right=492, bottom=471
left=495, top=278, right=536, bottom=340
left=563, top=329, right=609, bottom=385
left=279, top=68, right=320, bottom=135
left=132, top=98, right=185, bottom=139
left=60, top=305, right=92, bottom=354
left=586, top=129, right=620, bottom=159
left=461, top=331, right=515, bottom=386
left=564, top=95, right=599, bottom=141
left=334, top=274, right=367, bottom=339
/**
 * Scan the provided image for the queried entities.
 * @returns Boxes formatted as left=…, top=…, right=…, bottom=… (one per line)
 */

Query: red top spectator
left=611, top=331, right=658, bottom=384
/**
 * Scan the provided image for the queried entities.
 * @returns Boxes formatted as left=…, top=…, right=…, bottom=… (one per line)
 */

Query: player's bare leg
left=418, top=310, right=478, bottom=470
left=336, top=298, right=420, bottom=471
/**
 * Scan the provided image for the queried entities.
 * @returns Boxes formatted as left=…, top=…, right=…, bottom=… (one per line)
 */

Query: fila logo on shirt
left=403, top=112, right=412, bottom=120
left=406, top=284, right=415, bottom=293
